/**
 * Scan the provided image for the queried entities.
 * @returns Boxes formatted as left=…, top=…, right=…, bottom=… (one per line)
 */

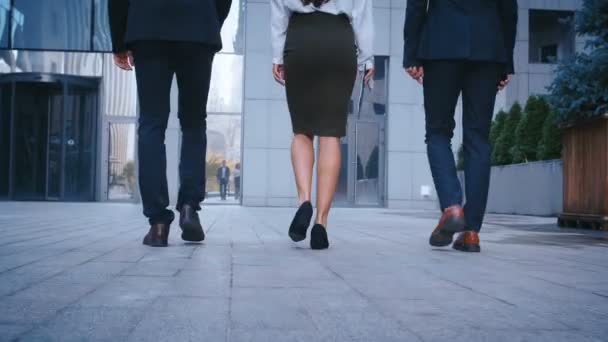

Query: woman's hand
left=272, top=64, right=285, bottom=85
left=364, top=67, right=375, bottom=86
left=113, top=51, right=133, bottom=71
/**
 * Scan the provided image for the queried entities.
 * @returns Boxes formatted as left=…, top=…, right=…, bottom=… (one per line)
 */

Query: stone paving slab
left=0, top=202, right=607, bottom=342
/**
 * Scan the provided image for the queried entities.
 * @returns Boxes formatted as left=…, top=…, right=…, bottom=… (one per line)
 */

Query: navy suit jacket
left=403, top=0, right=518, bottom=74
left=108, top=0, right=232, bottom=53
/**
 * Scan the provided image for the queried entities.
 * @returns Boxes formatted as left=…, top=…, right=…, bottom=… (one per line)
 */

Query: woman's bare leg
left=315, top=136, right=341, bottom=226
left=291, top=133, right=314, bottom=204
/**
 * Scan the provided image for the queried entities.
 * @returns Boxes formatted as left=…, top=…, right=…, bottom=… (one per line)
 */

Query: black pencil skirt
left=283, top=12, right=357, bottom=137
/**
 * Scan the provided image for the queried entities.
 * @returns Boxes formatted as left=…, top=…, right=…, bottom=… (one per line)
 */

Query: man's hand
left=272, top=64, right=285, bottom=86
left=113, top=51, right=133, bottom=71
left=498, top=74, right=513, bottom=91
left=405, top=66, right=424, bottom=84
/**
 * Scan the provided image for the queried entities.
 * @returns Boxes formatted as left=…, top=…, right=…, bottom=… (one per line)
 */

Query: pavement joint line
left=3, top=238, right=141, bottom=297
left=308, top=250, right=426, bottom=342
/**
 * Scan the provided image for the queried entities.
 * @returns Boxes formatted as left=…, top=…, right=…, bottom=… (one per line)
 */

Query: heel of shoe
left=310, top=224, right=329, bottom=250
left=443, top=216, right=466, bottom=234
left=289, top=202, right=313, bottom=242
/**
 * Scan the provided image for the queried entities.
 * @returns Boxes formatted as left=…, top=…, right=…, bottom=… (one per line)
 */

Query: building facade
left=0, top=0, right=583, bottom=209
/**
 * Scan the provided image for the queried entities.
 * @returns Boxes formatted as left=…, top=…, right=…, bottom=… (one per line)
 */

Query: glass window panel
left=93, top=0, right=112, bottom=52
left=529, top=10, right=575, bottom=64
left=102, top=54, right=138, bottom=116
left=207, top=54, right=243, bottom=114
left=355, top=122, right=380, bottom=205
left=108, top=122, right=136, bottom=200
left=220, top=0, right=245, bottom=55
left=13, top=51, right=102, bottom=76
left=12, top=0, right=92, bottom=51
left=0, top=83, right=11, bottom=197
left=205, top=114, right=241, bottom=203
left=63, top=84, right=98, bottom=201
left=352, top=57, right=388, bottom=118
left=0, top=0, right=9, bottom=49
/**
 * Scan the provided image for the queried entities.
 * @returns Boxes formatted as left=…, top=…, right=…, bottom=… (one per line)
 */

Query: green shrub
left=493, top=102, right=522, bottom=165
left=511, top=96, right=550, bottom=163
left=548, top=0, right=608, bottom=125
left=490, top=110, right=508, bottom=165
left=537, top=110, right=563, bottom=160
left=456, top=144, right=464, bottom=171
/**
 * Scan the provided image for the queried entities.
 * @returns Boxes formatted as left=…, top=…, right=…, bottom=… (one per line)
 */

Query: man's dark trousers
left=423, top=60, right=503, bottom=232
left=133, top=41, right=214, bottom=225
left=219, top=181, right=228, bottom=200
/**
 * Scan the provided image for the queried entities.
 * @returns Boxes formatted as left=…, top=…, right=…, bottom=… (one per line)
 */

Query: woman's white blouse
left=271, top=0, right=374, bottom=70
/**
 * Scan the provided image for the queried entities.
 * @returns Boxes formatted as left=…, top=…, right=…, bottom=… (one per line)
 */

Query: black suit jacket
left=217, top=167, right=230, bottom=182
left=108, top=0, right=232, bottom=53
left=403, top=0, right=518, bottom=74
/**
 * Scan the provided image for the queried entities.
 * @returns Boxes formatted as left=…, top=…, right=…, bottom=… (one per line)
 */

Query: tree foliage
left=493, top=102, right=522, bottom=165
left=548, top=0, right=608, bottom=125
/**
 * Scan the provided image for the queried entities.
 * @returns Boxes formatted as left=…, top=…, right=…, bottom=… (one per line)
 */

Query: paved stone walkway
left=1, top=202, right=607, bottom=341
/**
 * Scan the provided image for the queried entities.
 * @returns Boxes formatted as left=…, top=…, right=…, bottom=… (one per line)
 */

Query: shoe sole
left=453, top=243, right=481, bottom=253
left=180, top=221, right=205, bottom=242
left=429, top=216, right=466, bottom=247
left=288, top=204, right=312, bottom=242
left=289, top=231, right=306, bottom=242
left=143, top=240, right=168, bottom=247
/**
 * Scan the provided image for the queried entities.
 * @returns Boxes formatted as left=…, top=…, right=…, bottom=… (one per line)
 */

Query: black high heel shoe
left=288, top=201, right=313, bottom=242
left=310, top=224, right=329, bottom=250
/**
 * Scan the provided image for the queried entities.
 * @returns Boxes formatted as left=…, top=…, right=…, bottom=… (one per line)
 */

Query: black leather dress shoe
left=143, top=223, right=170, bottom=247
left=289, top=201, right=313, bottom=242
left=179, top=204, right=205, bottom=242
left=310, top=224, right=329, bottom=250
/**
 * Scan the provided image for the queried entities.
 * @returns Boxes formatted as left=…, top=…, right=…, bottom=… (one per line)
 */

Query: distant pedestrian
left=217, top=160, right=231, bottom=200
left=234, top=163, right=241, bottom=200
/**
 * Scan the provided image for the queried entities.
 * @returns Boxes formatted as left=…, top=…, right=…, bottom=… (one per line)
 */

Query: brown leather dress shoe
left=143, top=223, right=170, bottom=247
left=179, top=204, right=205, bottom=242
left=429, top=205, right=466, bottom=247
left=452, top=231, right=481, bottom=253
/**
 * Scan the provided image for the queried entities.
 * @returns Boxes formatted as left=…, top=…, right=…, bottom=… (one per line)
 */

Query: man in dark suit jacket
left=216, top=160, right=231, bottom=200
left=403, top=0, right=518, bottom=253
left=109, top=0, right=231, bottom=247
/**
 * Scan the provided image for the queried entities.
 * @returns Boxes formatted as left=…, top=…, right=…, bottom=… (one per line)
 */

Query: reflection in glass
left=0, top=84, right=11, bottom=197
left=13, top=51, right=103, bottom=76
left=208, top=54, right=243, bottom=113
left=102, top=54, right=138, bottom=116
left=350, top=56, right=388, bottom=117
left=220, top=0, right=245, bottom=55
left=13, top=0, right=92, bottom=51
left=337, top=56, right=388, bottom=206
left=12, top=82, right=62, bottom=199
left=0, top=0, right=9, bottom=48
left=46, top=90, right=63, bottom=199
left=108, top=123, right=136, bottom=200
left=334, top=136, right=349, bottom=204
left=355, top=122, right=380, bottom=205
left=63, top=85, right=97, bottom=201
left=93, top=0, right=112, bottom=52
left=205, top=115, right=241, bottom=202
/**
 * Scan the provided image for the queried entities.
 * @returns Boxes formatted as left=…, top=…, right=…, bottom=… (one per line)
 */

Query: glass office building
left=0, top=0, right=584, bottom=209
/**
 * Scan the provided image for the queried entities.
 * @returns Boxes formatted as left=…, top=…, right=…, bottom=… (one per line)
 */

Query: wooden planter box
left=559, top=115, right=608, bottom=229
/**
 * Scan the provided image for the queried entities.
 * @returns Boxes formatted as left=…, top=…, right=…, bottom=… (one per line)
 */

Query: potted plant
left=549, top=0, right=608, bottom=229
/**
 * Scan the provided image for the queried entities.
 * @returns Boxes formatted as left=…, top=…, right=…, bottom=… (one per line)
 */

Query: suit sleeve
left=498, top=0, right=518, bottom=74
left=403, top=0, right=427, bottom=68
left=216, top=0, right=232, bottom=27
left=108, top=0, right=129, bottom=53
